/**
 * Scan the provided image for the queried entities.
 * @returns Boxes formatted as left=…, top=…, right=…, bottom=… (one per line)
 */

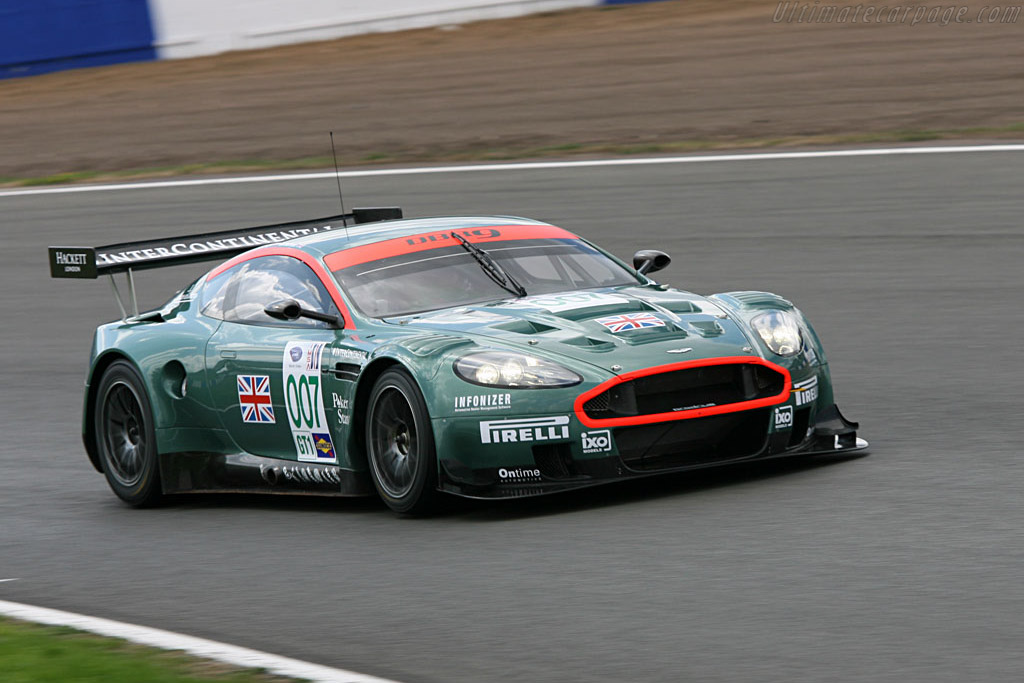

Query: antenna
left=329, top=131, right=348, bottom=229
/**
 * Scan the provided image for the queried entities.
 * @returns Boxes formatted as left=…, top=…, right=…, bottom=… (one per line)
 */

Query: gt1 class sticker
left=594, top=312, right=666, bottom=333
left=793, top=376, right=819, bottom=406
left=454, top=393, right=512, bottom=413
left=775, top=405, right=794, bottom=429
left=283, top=341, right=337, bottom=463
left=502, top=292, right=628, bottom=312
left=479, top=416, right=570, bottom=444
left=237, top=375, right=275, bottom=424
left=581, top=429, right=612, bottom=454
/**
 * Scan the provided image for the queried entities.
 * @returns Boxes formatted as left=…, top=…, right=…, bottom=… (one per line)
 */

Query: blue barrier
left=0, top=0, right=155, bottom=79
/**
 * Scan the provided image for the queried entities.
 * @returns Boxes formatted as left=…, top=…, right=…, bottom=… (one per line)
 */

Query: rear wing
left=48, top=207, right=402, bottom=279
left=48, top=206, right=402, bottom=319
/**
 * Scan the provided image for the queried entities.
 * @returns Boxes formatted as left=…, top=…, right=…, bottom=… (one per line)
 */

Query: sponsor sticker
left=594, top=312, right=666, bottom=333
left=48, top=247, right=97, bottom=278
left=674, top=402, right=715, bottom=412
left=479, top=416, right=570, bottom=444
left=331, top=392, right=352, bottom=426
left=312, top=433, right=337, bottom=460
left=775, top=405, right=794, bottom=429
left=498, top=467, right=542, bottom=483
left=503, top=292, right=628, bottom=312
left=454, top=393, right=512, bottom=413
left=581, top=429, right=612, bottom=454
left=283, top=341, right=337, bottom=463
left=94, top=224, right=340, bottom=268
left=793, top=376, right=819, bottom=406
left=237, top=375, right=275, bottom=424
left=332, top=347, right=368, bottom=362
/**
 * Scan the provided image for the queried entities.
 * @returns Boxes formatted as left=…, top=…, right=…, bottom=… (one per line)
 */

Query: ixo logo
left=775, top=405, right=794, bottom=428
left=581, top=429, right=612, bottom=453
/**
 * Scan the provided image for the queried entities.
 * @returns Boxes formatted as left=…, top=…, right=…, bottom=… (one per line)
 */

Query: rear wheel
left=366, top=368, right=439, bottom=515
left=94, top=360, right=162, bottom=507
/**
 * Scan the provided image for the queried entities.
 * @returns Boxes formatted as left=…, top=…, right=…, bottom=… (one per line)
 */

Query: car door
left=203, top=254, right=352, bottom=465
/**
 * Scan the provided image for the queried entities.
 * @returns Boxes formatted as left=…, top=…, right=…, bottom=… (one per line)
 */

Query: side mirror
left=265, top=299, right=343, bottom=328
left=265, top=299, right=303, bottom=321
left=633, top=249, right=671, bottom=275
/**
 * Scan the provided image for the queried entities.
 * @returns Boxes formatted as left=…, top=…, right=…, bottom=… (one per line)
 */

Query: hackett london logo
left=479, top=416, right=570, bottom=444
left=55, top=251, right=88, bottom=265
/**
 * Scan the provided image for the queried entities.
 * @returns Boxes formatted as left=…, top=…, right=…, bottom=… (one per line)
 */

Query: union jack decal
left=237, top=375, right=276, bottom=424
left=594, top=312, right=666, bottom=333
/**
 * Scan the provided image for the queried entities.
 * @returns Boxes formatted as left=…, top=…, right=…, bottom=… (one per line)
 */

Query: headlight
left=751, top=311, right=803, bottom=356
left=454, top=351, right=582, bottom=388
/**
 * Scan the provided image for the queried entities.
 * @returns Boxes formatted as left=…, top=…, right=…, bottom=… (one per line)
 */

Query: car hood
left=385, top=287, right=760, bottom=375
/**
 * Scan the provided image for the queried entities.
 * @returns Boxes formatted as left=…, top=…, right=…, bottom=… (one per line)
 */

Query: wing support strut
left=106, top=270, right=139, bottom=322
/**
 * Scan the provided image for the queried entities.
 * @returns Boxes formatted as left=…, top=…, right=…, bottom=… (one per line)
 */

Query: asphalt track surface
left=2, top=151, right=1023, bottom=682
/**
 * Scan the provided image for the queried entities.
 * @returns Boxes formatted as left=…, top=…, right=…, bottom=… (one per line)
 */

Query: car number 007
left=286, top=374, right=322, bottom=430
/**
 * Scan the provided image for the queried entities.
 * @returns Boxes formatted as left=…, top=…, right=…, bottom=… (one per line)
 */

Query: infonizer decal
left=454, top=393, right=512, bottom=413
left=237, top=375, right=275, bottom=424
left=283, top=341, right=337, bottom=463
left=594, top=312, right=666, bottom=333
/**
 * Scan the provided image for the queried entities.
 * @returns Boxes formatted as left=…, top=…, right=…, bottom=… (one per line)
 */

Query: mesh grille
left=616, top=409, right=770, bottom=470
left=583, top=363, right=785, bottom=420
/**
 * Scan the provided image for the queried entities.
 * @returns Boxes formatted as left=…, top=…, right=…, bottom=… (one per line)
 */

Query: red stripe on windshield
left=324, top=224, right=577, bottom=271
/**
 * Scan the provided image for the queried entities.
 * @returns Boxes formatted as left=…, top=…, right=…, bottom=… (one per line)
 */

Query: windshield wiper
left=450, top=232, right=527, bottom=298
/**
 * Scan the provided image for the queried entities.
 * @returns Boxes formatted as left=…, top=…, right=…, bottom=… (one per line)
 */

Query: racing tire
left=366, top=368, right=439, bottom=515
left=94, top=360, right=163, bottom=507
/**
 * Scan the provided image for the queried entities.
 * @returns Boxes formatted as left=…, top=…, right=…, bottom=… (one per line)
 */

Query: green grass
left=5, top=122, right=1024, bottom=188
left=0, top=617, right=299, bottom=683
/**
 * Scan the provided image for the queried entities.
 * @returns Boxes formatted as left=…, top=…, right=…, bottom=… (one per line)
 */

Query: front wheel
left=94, top=360, right=162, bottom=507
left=366, top=368, right=439, bottom=515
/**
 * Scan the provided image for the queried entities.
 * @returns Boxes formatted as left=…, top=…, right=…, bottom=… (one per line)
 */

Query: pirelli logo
left=479, top=416, right=570, bottom=444
left=793, top=376, right=819, bottom=406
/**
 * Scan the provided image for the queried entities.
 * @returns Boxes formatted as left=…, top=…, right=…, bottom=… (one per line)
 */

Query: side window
left=201, top=255, right=340, bottom=328
left=200, top=269, right=234, bottom=320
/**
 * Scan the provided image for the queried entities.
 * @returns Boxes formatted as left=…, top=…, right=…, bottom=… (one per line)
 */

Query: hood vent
left=554, top=300, right=650, bottom=322
left=492, top=320, right=558, bottom=335
left=644, top=299, right=700, bottom=314
left=689, top=320, right=725, bottom=338
left=716, top=291, right=794, bottom=310
left=561, top=335, right=615, bottom=351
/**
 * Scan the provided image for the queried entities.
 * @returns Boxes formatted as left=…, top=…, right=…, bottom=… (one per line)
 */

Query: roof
left=294, top=215, right=557, bottom=257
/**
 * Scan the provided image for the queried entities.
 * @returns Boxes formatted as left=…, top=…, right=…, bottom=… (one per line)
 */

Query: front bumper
left=437, top=402, right=866, bottom=500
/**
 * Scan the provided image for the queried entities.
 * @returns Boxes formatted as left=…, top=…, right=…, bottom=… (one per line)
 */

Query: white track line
left=3, top=144, right=1024, bottom=198
left=0, top=599, right=400, bottom=683
left=0, top=579, right=19, bottom=583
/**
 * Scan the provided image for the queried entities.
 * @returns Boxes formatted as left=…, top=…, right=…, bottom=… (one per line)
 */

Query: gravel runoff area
left=1, top=0, right=1022, bottom=180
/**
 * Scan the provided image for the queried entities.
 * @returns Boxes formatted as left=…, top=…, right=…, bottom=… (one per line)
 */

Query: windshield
left=330, top=234, right=640, bottom=318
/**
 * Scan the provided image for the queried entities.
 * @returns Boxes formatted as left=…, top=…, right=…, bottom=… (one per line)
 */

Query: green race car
left=50, top=208, right=866, bottom=514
